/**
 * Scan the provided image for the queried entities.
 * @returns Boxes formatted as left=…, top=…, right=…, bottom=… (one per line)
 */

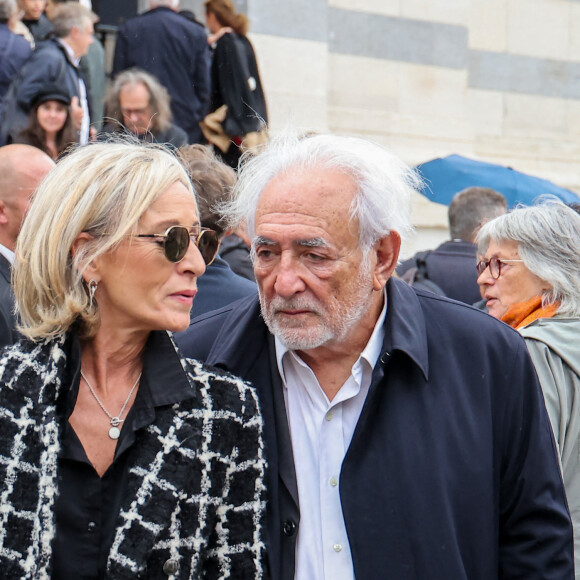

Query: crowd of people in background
left=0, top=0, right=580, bottom=579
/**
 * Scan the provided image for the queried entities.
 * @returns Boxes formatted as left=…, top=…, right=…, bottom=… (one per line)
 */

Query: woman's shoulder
left=181, top=356, right=262, bottom=419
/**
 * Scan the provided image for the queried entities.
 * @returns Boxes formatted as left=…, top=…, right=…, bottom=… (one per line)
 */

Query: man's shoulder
left=176, top=294, right=261, bottom=359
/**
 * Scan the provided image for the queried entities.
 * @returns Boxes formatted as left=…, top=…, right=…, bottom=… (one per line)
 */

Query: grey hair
left=105, top=68, right=173, bottom=133
left=476, top=198, right=580, bottom=317
left=51, top=3, right=95, bottom=38
left=223, top=130, right=419, bottom=254
left=0, top=0, right=16, bottom=22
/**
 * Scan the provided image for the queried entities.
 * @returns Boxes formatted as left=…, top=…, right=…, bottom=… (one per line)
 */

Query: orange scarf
left=500, top=295, right=559, bottom=329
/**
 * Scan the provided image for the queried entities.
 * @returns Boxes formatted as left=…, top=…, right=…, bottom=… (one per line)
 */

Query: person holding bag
left=201, top=0, right=267, bottom=169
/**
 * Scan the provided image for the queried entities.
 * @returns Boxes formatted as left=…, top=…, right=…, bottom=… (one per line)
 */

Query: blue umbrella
left=415, top=154, right=579, bottom=208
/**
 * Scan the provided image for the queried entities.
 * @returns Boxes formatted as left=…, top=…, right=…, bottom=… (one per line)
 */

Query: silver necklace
left=80, top=369, right=142, bottom=440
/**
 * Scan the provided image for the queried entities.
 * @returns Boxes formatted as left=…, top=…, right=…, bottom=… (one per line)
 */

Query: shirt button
left=333, top=543, right=342, bottom=552
left=282, top=520, right=297, bottom=536
left=87, top=521, right=97, bottom=533
left=163, top=559, right=180, bottom=575
left=329, top=477, right=338, bottom=487
left=325, top=412, right=333, bottom=421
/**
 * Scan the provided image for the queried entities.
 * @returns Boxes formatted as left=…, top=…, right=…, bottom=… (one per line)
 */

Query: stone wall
left=173, top=0, right=580, bottom=256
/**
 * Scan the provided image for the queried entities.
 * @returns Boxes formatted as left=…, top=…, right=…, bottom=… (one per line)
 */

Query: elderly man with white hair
left=178, top=130, right=574, bottom=580
left=112, top=0, right=210, bottom=144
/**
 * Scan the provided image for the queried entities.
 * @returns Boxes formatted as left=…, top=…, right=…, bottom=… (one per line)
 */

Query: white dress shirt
left=276, top=297, right=387, bottom=580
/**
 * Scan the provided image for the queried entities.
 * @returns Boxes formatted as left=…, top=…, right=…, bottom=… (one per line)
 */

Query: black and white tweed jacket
left=0, top=331, right=267, bottom=579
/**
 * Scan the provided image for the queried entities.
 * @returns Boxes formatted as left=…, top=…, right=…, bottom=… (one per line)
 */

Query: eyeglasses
left=135, top=226, right=220, bottom=265
left=476, top=257, right=524, bottom=279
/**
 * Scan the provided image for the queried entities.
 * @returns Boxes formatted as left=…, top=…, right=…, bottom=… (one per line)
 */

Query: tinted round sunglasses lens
left=197, top=229, right=219, bottom=265
left=164, top=226, right=190, bottom=262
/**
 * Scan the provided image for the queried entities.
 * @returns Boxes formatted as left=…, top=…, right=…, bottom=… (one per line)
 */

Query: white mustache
left=268, top=297, right=323, bottom=316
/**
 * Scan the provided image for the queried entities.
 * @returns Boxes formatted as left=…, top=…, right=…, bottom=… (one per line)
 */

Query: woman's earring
left=88, top=279, right=98, bottom=304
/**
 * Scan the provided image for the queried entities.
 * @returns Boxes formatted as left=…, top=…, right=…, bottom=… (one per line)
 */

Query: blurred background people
left=476, top=199, right=580, bottom=576
left=0, top=2, right=94, bottom=145
left=113, top=0, right=210, bottom=144
left=0, top=141, right=266, bottom=577
left=18, top=0, right=52, bottom=42
left=0, top=144, right=53, bottom=347
left=201, top=0, right=267, bottom=169
left=178, top=144, right=256, bottom=318
left=397, top=186, right=507, bottom=303
left=103, top=68, right=187, bottom=148
left=0, top=0, right=31, bottom=117
left=46, top=0, right=106, bottom=131
left=14, top=83, right=76, bottom=158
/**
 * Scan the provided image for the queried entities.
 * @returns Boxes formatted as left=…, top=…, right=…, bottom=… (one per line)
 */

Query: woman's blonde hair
left=14, top=141, right=194, bottom=341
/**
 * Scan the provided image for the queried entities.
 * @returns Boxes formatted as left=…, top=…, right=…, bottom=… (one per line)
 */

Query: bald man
left=0, top=145, right=54, bottom=347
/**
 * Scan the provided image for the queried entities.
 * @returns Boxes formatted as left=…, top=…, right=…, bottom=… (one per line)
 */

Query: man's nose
left=273, top=254, right=306, bottom=298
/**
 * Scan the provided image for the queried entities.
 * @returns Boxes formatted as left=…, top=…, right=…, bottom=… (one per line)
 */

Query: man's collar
left=382, top=277, right=429, bottom=380
left=57, top=38, right=80, bottom=66
left=0, top=243, right=15, bottom=265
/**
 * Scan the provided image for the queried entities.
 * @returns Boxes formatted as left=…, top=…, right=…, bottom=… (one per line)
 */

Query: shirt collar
left=275, top=291, right=387, bottom=385
left=0, top=244, right=14, bottom=265
left=57, top=38, right=80, bottom=66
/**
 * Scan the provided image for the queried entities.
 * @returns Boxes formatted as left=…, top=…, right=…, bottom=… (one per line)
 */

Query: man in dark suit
left=177, top=144, right=256, bottom=319
left=177, top=132, right=573, bottom=580
left=397, top=186, right=507, bottom=304
left=0, top=144, right=53, bottom=346
left=112, top=0, right=210, bottom=144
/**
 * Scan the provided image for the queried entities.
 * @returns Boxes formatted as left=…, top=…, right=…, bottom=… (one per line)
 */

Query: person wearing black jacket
left=113, top=0, right=210, bottom=145
left=202, top=0, right=267, bottom=168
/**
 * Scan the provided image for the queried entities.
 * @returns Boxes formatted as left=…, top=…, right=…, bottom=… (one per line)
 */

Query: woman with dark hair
left=201, top=0, right=267, bottom=169
left=15, top=83, right=77, bottom=159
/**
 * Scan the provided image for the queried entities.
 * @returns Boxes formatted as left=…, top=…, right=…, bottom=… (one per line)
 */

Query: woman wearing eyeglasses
left=476, top=198, right=580, bottom=577
left=0, top=141, right=266, bottom=578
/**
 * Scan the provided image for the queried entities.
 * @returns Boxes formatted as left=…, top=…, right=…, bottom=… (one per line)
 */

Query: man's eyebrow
left=296, top=238, right=329, bottom=249
left=253, top=236, right=277, bottom=247
left=253, top=236, right=330, bottom=249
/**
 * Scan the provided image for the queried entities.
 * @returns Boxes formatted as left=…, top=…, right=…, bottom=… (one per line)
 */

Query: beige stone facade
left=180, top=0, right=580, bottom=256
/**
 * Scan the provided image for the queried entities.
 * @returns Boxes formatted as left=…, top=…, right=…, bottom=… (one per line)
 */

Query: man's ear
left=71, top=232, right=98, bottom=283
left=372, top=231, right=401, bottom=291
left=0, top=201, right=9, bottom=225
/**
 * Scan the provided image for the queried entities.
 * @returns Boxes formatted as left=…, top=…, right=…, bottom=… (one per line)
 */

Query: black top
left=396, top=239, right=480, bottom=304
left=52, top=332, right=196, bottom=578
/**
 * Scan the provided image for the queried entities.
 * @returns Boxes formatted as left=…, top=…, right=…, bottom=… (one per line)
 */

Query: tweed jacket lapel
left=106, top=395, right=197, bottom=576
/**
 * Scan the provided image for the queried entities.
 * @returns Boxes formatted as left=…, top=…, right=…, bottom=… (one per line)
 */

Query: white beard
left=259, top=262, right=375, bottom=351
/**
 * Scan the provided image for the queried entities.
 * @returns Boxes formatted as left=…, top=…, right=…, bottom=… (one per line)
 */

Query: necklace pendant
left=109, top=426, right=121, bottom=440
left=110, top=416, right=122, bottom=427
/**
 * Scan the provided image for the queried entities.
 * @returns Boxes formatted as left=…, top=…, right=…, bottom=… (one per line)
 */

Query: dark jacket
left=113, top=7, right=210, bottom=144
left=177, top=278, right=574, bottom=580
left=0, top=23, right=31, bottom=118
left=0, top=37, right=83, bottom=144
left=397, top=239, right=481, bottom=304
left=0, top=253, right=17, bottom=348
left=190, top=254, right=257, bottom=319
left=210, top=32, right=267, bottom=137
left=101, top=121, right=188, bottom=149
left=0, top=330, right=266, bottom=578
left=21, top=13, right=53, bottom=43
left=219, top=233, right=255, bottom=281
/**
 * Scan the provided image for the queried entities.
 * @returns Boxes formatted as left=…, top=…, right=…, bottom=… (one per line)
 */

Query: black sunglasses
left=136, top=226, right=220, bottom=265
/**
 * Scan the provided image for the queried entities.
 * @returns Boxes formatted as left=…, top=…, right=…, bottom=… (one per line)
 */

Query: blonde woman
left=0, top=141, right=266, bottom=578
